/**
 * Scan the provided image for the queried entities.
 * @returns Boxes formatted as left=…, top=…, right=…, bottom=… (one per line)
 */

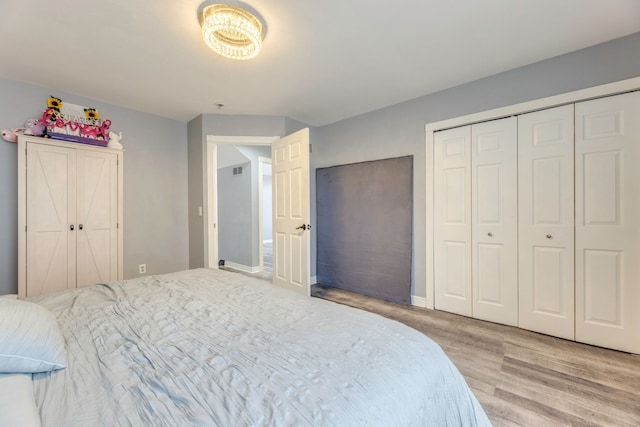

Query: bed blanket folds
left=29, top=269, right=490, bottom=426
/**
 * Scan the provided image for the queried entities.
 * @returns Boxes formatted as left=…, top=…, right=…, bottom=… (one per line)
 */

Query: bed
left=0, top=268, right=489, bottom=426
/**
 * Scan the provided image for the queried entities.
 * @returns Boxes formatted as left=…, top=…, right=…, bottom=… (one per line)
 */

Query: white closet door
left=518, top=105, right=575, bottom=339
left=434, top=126, right=472, bottom=316
left=575, top=91, right=640, bottom=354
left=76, top=150, right=119, bottom=287
left=26, top=143, right=77, bottom=295
left=471, top=117, right=518, bottom=326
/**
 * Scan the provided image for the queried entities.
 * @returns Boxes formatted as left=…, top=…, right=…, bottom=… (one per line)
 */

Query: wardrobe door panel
left=518, top=105, right=575, bottom=340
left=434, top=126, right=472, bottom=316
left=471, top=117, right=518, bottom=326
left=575, top=91, right=640, bottom=354
left=26, top=144, right=77, bottom=295
left=76, top=150, right=119, bottom=287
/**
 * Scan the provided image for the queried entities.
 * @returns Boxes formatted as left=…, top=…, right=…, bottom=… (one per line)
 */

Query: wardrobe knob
left=546, top=234, right=552, bottom=239
left=70, top=224, right=74, bottom=231
left=487, top=232, right=493, bottom=237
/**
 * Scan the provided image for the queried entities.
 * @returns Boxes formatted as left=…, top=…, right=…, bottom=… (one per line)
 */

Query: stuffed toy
left=1, top=128, right=26, bottom=143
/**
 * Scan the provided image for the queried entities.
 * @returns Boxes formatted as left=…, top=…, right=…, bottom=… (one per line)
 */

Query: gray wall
left=217, top=162, right=252, bottom=266
left=313, top=32, right=640, bottom=299
left=0, top=78, right=189, bottom=294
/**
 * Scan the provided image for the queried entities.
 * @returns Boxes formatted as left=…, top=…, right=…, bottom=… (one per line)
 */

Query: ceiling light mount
left=200, top=3, right=264, bottom=61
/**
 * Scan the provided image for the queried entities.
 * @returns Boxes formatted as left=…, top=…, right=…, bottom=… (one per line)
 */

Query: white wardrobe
left=432, top=90, right=640, bottom=354
left=18, top=136, right=123, bottom=297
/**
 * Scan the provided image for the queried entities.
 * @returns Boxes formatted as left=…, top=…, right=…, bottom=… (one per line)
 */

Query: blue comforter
left=30, top=269, right=490, bottom=426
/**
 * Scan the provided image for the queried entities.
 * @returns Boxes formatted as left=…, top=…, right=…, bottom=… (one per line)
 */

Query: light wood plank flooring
left=311, top=285, right=640, bottom=427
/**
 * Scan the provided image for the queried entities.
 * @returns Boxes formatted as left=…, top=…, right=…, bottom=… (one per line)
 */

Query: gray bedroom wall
left=313, top=31, right=640, bottom=299
left=0, top=78, right=189, bottom=294
left=217, top=162, right=252, bottom=266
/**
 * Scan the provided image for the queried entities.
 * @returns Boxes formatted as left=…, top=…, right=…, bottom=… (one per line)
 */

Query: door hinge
left=309, top=144, right=312, bottom=153
left=25, top=225, right=27, bottom=232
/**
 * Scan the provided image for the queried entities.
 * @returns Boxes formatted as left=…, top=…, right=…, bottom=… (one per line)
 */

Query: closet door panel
left=434, top=126, right=472, bottom=316
left=471, top=117, right=518, bottom=326
left=575, top=91, right=640, bottom=354
left=518, top=105, right=574, bottom=340
left=76, top=150, right=119, bottom=287
left=26, top=144, right=77, bottom=295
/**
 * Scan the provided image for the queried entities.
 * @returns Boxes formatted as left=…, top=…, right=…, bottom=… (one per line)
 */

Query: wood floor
left=311, top=285, right=640, bottom=427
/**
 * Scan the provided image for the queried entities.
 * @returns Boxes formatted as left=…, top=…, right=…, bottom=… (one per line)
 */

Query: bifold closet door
left=26, top=143, right=77, bottom=295
left=434, top=126, right=472, bottom=316
left=471, top=117, right=518, bottom=326
left=575, top=91, right=640, bottom=354
left=76, top=150, right=118, bottom=288
left=518, top=105, right=575, bottom=340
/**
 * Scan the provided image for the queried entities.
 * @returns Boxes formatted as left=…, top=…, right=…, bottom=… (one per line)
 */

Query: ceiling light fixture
left=200, top=3, right=264, bottom=60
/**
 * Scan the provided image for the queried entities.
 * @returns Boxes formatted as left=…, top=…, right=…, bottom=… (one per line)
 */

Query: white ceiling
left=1, top=0, right=639, bottom=126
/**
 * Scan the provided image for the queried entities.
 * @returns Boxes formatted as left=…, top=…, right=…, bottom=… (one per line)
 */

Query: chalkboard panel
left=316, top=156, right=413, bottom=305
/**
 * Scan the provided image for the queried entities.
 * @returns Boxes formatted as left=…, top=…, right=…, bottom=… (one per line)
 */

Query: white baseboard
left=310, top=275, right=318, bottom=285
left=411, top=295, right=427, bottom=308
left=224, top=261, right=260, bottom=274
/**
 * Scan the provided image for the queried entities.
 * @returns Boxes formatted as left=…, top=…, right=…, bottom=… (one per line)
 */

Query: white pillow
left=0, top=373, right=42, bottom=427
left=0, top=299, right=67, bottom=374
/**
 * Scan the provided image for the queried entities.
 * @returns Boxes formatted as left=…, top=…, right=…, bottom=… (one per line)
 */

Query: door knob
left=70, top=224, right=74, bottom=231
left=296, top=224, right=311, bottom=231
left=79, top=224, right=84, bottom=230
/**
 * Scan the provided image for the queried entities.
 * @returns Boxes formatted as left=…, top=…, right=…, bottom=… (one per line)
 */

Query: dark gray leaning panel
left=316, top=156, right=413, bottom=305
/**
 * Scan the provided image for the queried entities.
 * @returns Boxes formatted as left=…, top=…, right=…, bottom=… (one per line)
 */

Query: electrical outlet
left=139, top=264, right=146, bottom=274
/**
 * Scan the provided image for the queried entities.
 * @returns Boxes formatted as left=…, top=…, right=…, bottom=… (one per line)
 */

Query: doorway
left=204, top=129, right=311, bottom=295
left=205, top=136, right=277, bottom=274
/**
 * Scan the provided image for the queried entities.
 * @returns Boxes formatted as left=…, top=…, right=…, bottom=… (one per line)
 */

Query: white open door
left=272, top=128, right=311, bottom=296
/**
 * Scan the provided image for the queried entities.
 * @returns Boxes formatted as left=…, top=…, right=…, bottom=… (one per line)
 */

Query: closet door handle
left=79, top=224, right=84, bottom=230
left=70, top=224, right=75, bottom=231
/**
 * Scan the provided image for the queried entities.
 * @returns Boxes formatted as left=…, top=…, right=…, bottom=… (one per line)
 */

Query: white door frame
left=204, top=135, right=278, bottom=270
